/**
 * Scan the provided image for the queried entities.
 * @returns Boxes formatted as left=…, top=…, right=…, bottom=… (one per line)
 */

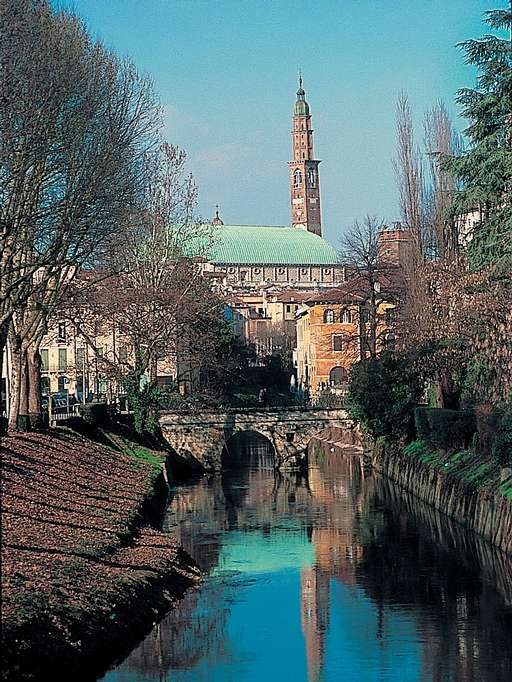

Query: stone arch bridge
left=160, top=407, right=357, bottom=471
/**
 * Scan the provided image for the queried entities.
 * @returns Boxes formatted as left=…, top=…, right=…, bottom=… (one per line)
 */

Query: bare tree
left=0, top=0, right=160, bottom=428
left=424, top=101, right=461, bottom=259
left=66, top=144, right=222, bottom=434
left=394, top=92, right=427, bottom=268
left=339, top=215, right=401, bottom=359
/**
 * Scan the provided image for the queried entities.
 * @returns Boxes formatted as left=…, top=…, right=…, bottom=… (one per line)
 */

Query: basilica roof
left=208, top=224, right=338, bottom=266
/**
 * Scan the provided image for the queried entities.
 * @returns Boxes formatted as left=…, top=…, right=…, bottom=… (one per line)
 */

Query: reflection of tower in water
left=300, top=567, right=330, bottom=682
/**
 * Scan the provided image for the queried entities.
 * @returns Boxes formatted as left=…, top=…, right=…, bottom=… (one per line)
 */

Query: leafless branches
left=0, top=0, right=160, bottom=427
left=339, top=215, right=400, bottom=358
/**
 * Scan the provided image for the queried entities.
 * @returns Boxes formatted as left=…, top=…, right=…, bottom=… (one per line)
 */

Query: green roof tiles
left=208, top=224, right=337, bottom=266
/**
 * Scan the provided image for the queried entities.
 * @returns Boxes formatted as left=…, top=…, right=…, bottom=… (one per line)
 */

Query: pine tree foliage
left=447, top=5, right=512, bottom=273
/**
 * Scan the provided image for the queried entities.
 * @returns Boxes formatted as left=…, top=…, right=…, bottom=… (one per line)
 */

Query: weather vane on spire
left=298, top=70, right=303, bottom=89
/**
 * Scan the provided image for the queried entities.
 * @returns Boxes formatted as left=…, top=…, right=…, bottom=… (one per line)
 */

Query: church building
left=203, top=79, right=346, bottom=290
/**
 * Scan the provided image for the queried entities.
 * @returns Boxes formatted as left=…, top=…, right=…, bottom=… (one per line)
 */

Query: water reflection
left=102, top=440, right=512, bottom=682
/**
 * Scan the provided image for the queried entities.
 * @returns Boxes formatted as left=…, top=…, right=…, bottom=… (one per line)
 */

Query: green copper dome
left=294, top=77, right=310, bottom=116
left=208, top=225, right=337, bottom=265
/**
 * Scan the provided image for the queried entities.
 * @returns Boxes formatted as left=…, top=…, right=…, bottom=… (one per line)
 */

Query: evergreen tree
left=447, top=5, right=512, bottom=273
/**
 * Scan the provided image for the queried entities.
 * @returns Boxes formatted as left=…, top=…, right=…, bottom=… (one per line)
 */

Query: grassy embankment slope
left=404, top=439, right=512, bottom=502
left=1, top=428, right=200, bottom=680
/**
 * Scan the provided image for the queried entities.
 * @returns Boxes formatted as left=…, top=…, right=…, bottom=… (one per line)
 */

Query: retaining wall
left=373, top=444, right=512, bottom=555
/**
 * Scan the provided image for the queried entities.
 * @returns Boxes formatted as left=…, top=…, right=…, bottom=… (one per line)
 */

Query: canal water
left=101, top=435, right=512, bottom=682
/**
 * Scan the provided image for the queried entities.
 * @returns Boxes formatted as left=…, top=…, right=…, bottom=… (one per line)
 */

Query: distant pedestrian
left=304, top=387, right=311, bottom=407
left=258, top=387, right=268, bottom=407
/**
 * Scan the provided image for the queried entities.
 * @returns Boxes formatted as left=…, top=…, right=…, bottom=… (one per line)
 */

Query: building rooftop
left=208, top=224, right=338, bottom=266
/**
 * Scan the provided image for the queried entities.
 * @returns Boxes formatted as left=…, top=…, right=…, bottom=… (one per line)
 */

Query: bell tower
left=289, top=76, right=322, bottom=236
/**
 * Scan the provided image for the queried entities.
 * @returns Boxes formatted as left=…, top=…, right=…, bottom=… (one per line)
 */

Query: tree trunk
left=18, top=350, right=30, bottom=431
left=369, top=287, right=378, bottom=359
left=0, top=322, right=7, bottom=429
left=27, top=343, right=42, bottom=429
left=7, top=328, right=21, bottom=431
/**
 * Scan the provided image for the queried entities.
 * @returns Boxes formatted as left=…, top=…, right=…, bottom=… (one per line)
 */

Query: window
left=384, top=333, right=396, bottom=350
left=58, top=375, right=68, bottom=392
left=385, top=308, right=395, bottom=325
left=286, top=304, right=291, bottom=313
left=57, top=322, right=66, bottom=342
left=329, top=366, right=349, bottom=385
left=340, top=309, right=352, bottom=324
left=307, top=168, right=315, bottom=187
left=323, top=309, right=334, bottom=324
left=76, top=347, right=85, bottom=369
left=96, top=346, right=104, bottom=359
left=40, top=376, right=50, bottom=396
left=332, top=335, right=343, bottom=351
left=40, top=349, right=49, bottom=371
left=294, top=169, right=302, bottom=186
left=58, top=348, right=67, bottom=370
left=76, top=374, right=84, bottom=393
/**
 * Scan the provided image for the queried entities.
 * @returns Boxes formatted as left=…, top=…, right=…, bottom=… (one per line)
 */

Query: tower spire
left=212, top=205, right=224, bottom=226
left=289, top=77, right=322, bottom=236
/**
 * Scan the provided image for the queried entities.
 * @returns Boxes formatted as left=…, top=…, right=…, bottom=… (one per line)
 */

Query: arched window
left=384, top=333, right=396, bottom=350
left=323, top=308, right=334, bottom=324
left=340, top=309, right=351, bottom=324
left=329, top=366, right=349, bottom=386
left=307, top=168, right=315, bottom=187
left=294, top=169, right=302, bottom=186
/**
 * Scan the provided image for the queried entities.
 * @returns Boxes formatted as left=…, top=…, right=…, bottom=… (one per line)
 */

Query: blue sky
left=57, top=0, right=496, bottom=244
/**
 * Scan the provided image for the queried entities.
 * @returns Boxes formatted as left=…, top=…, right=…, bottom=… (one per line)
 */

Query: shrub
left=492, top=410, right=512, bottom=467
left=347, top=352, right=422, bottom=441
left=316, top=389, right=346, bottom=409
left=79, top=402, right=109, bottom=427
left=413, top=407, right=430, bottom=440
left=230, top=392, right=259, bottom=408
left=414, top=407, right=475, bottom=450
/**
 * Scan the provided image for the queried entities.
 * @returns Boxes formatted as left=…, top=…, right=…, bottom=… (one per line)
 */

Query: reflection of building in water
left=301, top=568, right=330, bottom=682
left=300, top=454, right=368, bottom=681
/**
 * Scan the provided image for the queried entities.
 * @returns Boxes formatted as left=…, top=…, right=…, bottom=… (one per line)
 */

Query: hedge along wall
left=373, top=443, right=512, bottom=555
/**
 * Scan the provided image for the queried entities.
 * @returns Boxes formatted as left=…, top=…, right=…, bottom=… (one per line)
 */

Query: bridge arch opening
left=221, top=430, right=275, bottom=470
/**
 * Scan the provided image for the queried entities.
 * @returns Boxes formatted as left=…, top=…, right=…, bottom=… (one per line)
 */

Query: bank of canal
left=102, top=435, right=512, bottom=682
left=1, top=429, right=201, bottom=681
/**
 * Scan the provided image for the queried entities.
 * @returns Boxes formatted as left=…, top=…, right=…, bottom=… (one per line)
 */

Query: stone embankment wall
left=374, top=474, right=512, bottom=607
left=307, top=425, right=363, bottom=467
left=373, top=444, right=512, bottom=555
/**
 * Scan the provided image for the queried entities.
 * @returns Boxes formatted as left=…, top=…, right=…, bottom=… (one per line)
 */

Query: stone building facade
left=295, top=283, right=397, bottom=395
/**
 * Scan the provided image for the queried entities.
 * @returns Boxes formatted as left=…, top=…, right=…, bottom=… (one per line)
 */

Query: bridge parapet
left=159, top=407, right=357, bottom=471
